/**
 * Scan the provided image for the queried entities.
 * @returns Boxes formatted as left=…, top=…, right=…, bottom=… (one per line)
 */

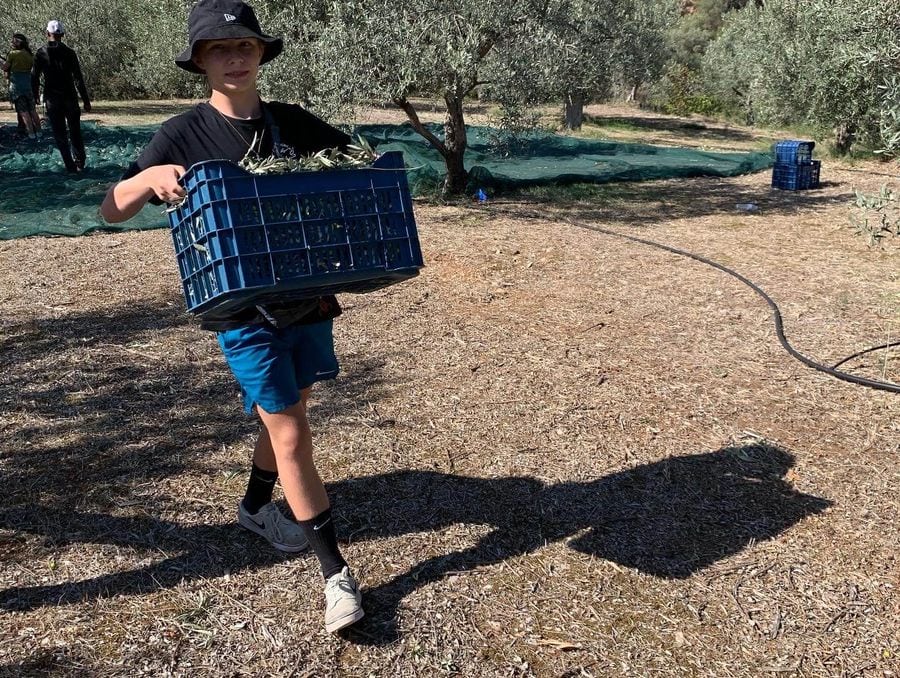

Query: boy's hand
left=101, top=163, right=188, bottom=224
left=143, top=164, right=187, bottom=203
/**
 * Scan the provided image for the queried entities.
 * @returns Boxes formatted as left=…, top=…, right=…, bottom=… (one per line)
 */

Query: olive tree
left=298, top=0, right=676, bottom=193
left=547, top=0, right=675, bottom=128
left=2, top=0, right=221, bottom=99
left=122, top=0, right=200, bottom=99
left=481, top=0, right=618, bottom=131
left=297, top=0, right=548, bottom=196
left=669, top=0, right=730, bottom=72
left=521, top=0, right=624, bottom=131
left=879, top=71, right=900, bottom=158
left=703, top=0, right=899, bottom=153
left=254, top=0, right=329, bottom=107
left=616, top=0, right=676, bottom=104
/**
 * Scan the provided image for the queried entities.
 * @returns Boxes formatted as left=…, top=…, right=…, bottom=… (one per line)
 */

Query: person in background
left=31, top=20, right=91, bottom=172
left=1, top=33, right=41, bottom=139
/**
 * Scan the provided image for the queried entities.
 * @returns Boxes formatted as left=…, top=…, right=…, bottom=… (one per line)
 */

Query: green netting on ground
left=0, top=121, right=165, bottom=239
left=358, top=123, right=773, bottom=195
left=0, top=120, right=773, bottom=240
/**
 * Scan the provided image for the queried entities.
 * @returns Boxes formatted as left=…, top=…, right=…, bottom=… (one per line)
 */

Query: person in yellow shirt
left=2, top=33, right=41, bottom=139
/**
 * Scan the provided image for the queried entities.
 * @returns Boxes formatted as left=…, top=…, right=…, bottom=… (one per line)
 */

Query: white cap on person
left=46, top=20, right=65, bottom=35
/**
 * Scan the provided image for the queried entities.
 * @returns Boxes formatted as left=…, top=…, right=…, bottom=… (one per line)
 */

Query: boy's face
left=193, top=38, right=265, bottom=94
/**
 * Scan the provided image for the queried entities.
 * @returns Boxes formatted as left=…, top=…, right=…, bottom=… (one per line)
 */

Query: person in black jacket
left=31, top=20, right=91, bottom=173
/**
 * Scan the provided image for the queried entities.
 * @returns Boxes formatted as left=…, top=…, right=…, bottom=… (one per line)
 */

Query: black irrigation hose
left=478, top=204, right=900, bottom=394
left=831, top=340, right=900, bottom=370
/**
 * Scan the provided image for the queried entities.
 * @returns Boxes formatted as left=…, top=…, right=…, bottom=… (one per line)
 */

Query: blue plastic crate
left=773, top=140, right=815, bottom=165
left=167, top=151, right=424, bottom=319
left=772, top=160, right=821, bottom=191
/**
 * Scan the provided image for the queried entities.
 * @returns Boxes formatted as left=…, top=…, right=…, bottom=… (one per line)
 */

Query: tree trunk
left=392, top=94, right=468, bottom=197
left=442, top=92, right=469, bottom=197
left=564, top=91, right=585, bottom=131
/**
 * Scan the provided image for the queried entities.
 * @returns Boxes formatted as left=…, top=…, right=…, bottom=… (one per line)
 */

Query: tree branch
left=392, top=97, right=448, bottom=157
left=476, top=33, right=497, bottom=61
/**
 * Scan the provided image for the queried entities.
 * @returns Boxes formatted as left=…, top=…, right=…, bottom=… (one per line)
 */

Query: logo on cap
left=224, top=13, right=236, bottom=21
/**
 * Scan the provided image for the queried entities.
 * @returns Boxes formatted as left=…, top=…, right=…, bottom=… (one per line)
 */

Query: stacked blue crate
left=167, top=151, right=424, bottom=320
left=772, top=140, right=821, bottom=191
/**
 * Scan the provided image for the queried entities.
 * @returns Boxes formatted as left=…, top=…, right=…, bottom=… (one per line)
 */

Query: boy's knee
left=258, top=402, right=311, bottom=454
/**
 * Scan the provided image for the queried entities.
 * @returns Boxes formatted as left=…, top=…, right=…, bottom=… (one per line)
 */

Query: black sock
left=297, top=507, right=347, bottom=580
left=242, top=463, right=278, bottom=514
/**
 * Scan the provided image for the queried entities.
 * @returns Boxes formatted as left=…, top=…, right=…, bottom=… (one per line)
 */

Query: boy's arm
left=100, top=164, right=186, bottom=223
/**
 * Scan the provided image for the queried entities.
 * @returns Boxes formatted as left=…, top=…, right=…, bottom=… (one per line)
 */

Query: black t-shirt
left=123, top=101, right=352, bottom=331
left=122, top=101, right=351, bottom=196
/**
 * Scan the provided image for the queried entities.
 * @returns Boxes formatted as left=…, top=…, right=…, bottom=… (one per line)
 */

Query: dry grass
left=0, top=102, right=898, bottom=677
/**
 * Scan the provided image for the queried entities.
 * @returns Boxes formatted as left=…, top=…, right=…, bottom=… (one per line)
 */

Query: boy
left=99, top=0, right=364, bottom=633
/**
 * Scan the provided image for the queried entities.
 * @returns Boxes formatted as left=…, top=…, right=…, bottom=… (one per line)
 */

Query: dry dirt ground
left=0, top=102, right=898, bottom=677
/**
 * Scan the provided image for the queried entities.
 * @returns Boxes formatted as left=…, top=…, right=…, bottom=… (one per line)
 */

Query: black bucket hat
left=175, top=0, right=283, bottom=74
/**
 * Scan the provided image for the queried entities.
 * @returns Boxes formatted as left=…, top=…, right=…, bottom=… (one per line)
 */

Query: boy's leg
left=218, top=321, right=361, bottom=630
left=241, top=417, right=277, bottom=511
left=252, top=420, right=276, bottom=470
left=256, top=396, right=363, bottom=632
left=255, top=394, right=328, bottom=519
left=245, top=388, right=314, bottom=511
left=237, top=404, right=309, bottom=552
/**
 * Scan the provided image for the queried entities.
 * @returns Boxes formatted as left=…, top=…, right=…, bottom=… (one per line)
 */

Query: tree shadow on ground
left=0, top=298, right=390, bottom=615
left=586, top=115, right=760, bottom=145
left=0, top=300, right=387, bottom=506
left=87, top=102, right=192, bottom=117
left=0, top=650, right=87, bottom=678
left=0, top=303, right=831, bottom=645
left=495, top=171, right=852, bottom=228
left=0, top=302, right=235, bottom=504
left=335, top=443, right=831, bottom=644
left=1, top=436, right=830, bottom=650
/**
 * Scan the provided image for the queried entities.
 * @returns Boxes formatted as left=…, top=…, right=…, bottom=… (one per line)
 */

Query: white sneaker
left=237, top=502, right=309, bottom=553
left=324, top=566, right=364, bottom=632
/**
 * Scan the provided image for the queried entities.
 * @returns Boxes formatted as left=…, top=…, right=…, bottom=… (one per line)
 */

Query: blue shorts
left=217, top=319, right=339, bottom=414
